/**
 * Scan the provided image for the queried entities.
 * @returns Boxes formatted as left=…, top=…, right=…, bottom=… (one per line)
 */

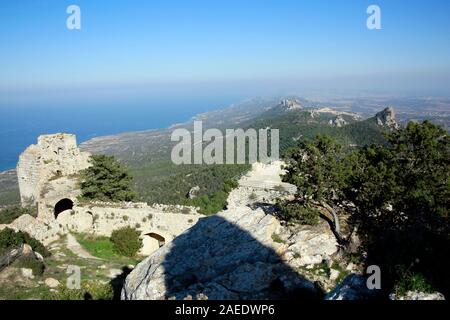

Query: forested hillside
left=0, top=98, right=393, bottom=212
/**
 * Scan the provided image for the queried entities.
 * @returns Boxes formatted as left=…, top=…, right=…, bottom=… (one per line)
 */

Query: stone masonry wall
left=16, top=133, right=91, bottom=207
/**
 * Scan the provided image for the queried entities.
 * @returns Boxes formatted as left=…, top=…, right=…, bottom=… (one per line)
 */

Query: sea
left=0, top=96, right=241, bottom=172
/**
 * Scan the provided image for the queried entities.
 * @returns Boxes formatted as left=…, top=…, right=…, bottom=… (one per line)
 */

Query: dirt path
left=65, top=233, right=101, bottom=260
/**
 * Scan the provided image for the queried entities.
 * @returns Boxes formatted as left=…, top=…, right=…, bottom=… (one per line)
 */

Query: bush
left=45, top=281, right=114, bottom=300
left=0, top=205, right=37, bottom=224
left=249, top=192, right=258, bottom=201
left=110, top=227, right=142, bottom=257
left=187, top=180, right=239, bottom=215
left=15, top=256, right=45, bottom=276
left=276, top=201, right=320, bottom=225
left=271, top=233, right=285, bottom=244
left=393, top=266, right=435, bottom=297
left=0, top=228, right=50, bottom=257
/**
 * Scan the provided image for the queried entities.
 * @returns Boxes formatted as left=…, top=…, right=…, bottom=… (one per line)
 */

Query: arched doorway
left=54, top=198, right=74, bottom=219
left=141, top=232, right=166, bottom=255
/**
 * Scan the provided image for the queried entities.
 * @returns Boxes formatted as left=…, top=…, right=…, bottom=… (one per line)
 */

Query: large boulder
left=45, top=277, right=61, bottom=288
left=286, top=225, right=338, bottom=267
left=121, top=208, right=318, bottom=300
left=8, top=214, right=61, bottom=245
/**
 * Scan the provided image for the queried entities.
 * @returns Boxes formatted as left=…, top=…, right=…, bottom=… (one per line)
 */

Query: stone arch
left=141, top=232, right=166, bottom=255
left=54, top=198, right=74, bottom=219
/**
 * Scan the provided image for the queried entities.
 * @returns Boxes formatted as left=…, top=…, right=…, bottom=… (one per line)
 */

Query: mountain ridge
left=0, top=97, right=398, bottom=209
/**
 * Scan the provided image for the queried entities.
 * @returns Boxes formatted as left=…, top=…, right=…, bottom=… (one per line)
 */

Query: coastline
left=0, top=99, right=242, bottom=174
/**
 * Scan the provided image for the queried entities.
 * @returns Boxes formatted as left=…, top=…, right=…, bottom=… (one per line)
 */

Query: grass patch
left=394, top=266, right=435, bottom=297
left=75, top=234, right=117, bottom=259
left=0, top=282, right=52, bottom=300
left=271, top=233, right=285, bottom=244
left=75, top=233, right=139, bottom=265
left=331, top=261, right=350, bottom=284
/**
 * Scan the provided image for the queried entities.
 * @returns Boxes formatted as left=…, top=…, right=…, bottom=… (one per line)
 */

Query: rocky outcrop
left=329, top=115, right=347, bottom=127
left=283, top=225, right=339, bottom=267
left=280, top=98, right=303, bottom=111
left=122, top=161, right=340, bottom=300
left=122, top=207, right=324, bottom=300
left=44, top=277, right=60, bottom=288
left=7, top=214, right=61, bottom=245
left=389, top=291, right=445, bottom=300
left=187, top=186, right=200, bottom=199
left=375, top=107, right=399, bottom=129
left=0, top=244, right=40, bottom=272
left=325, top=274, right=378, bottom=300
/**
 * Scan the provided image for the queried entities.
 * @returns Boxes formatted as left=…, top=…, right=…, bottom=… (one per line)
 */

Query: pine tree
left=80, top=155, right=137, bottom=202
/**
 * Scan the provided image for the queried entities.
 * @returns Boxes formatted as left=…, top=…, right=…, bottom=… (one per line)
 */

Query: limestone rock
left=0, top=245, right=25, bottom=270
left=390, top=291, right=445, bottom=300
left=280, top=98, right=303, bottom=111
left=325, top=274, right=377, bottom=300
left=22, top=243, right=34, bottom=257
left=187, top=186, right=200, bottom=199
left=21, top=268, right=34, bottom=279
left=286, top=225, right=338, bottom=267
left=8, top=214, right=61, bottom=245
left=346, top=262, right=355, bottom=271
left=329, top=115, right=347, bottom=127
left=108, top=268, right=123, bottom=279
left=45, top=278, right=60, bottom=288
left=34, top=251, right=44, bottom=261
left=375, top=107, right=399, bottom=129
left=329, top=269, right=340, bottom=281
left=122, top=208, right=318, bottom=300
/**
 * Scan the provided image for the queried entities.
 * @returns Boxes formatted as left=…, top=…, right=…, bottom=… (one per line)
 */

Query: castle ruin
left=9, top=133, right=202, bottom=256
left=17, top=133, right=91, bottom=207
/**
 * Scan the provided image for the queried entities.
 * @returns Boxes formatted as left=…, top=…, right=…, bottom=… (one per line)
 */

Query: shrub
left=110, top=227, right=142, bottom=257
left=45, top=281, right=114, bottom=300
left=276, top=201, right=320, bottom=225
left=393, top=266, right=435, bottom=296
left=0, top=228, right=50, bottom=257
left=186, top=179, right=239, bottom=215
left=181, top=207, right=191, bottom=214
left=15, top=256, right=45, bottom=276
left=271, top=233, right=285, bottom=244
left=273, top=185, right=286, bottom=193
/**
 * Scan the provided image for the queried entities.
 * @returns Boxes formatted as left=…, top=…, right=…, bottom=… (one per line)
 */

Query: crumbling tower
left=16, top=133, right=91, bottom=207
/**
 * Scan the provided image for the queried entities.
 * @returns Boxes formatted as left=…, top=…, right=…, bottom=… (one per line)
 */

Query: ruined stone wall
left=16, top=133, right=91, bottom=208
left=57, top=203, right=202, bottom=255
left=17, top=145, right=42, bottom=205
left=14, top=133, right=202, bottom=256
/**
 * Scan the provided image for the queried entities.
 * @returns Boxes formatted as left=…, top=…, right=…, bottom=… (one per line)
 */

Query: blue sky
left=1, top=0, right=450, bottom=106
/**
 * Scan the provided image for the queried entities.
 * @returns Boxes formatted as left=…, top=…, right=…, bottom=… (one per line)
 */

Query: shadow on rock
left=122, top=212, right=324, bottom=300
left=110, top=266, right=133, bottom=300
